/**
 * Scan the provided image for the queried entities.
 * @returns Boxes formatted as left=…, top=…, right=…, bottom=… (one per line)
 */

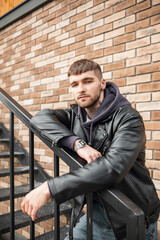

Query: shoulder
left=111, top=105, right=144, bottom=129
left=114, top=105, right=142, bottom=119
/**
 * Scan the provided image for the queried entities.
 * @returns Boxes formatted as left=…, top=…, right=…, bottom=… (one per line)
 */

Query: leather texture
left=31, top=104, right=160, bottom=239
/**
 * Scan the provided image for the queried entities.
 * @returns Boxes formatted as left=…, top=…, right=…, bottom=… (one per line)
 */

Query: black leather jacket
left=31, top=104, right=160, bottom=239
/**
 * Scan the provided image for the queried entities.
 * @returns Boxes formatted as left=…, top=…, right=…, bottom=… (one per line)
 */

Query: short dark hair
left=68, top=59, right=103, bottom=80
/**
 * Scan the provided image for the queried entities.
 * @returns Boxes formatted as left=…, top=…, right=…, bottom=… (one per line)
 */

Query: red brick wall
left=0, top=0, right=160, bottom=235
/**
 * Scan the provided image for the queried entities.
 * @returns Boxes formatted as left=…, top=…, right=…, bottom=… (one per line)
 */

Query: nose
left=78, top=83, right=85, bottom=92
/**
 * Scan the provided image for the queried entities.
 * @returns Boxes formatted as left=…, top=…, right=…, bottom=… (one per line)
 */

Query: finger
left=96, top=153, right=102, bottom=158
left=24, top=201, right=29, bottom=215
left=94, top=150, right=101, bottom=156
left=21, top=200, right=25, bottom=213
left=94, top=151, right=101, bottom=158
left=89, top=152, right=101, bottom=162
left=98, top=152, right=102, bottom=156
left=32, top=215, right=38, bottom=221
left=31, top=209, right=37, bottom=222
left=28, top=205, right=33, bottom=217
left=86, top=156, right=93, bottom=163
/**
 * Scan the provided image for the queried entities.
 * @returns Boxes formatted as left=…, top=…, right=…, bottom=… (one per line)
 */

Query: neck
left=85, top=90, right=104, bottom=119
left=86, top=107, right=99, bottom=119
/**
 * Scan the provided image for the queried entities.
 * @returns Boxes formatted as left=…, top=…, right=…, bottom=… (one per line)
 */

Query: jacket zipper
left=97, top=134, right=109, bottom=151
left=128, top=173, right=150, bottom=204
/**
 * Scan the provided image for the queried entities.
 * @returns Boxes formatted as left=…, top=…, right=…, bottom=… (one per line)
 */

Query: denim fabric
left=145, top=221, right=158, bottom=240
left=64, top=202, right=158, bottom=240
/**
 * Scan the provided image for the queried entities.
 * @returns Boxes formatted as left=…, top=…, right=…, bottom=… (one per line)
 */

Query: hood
left=78, top=82, right=130, bottom=145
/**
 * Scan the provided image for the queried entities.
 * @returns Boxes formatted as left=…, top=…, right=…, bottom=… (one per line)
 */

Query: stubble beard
left=76, top=91, right=101, bottom=109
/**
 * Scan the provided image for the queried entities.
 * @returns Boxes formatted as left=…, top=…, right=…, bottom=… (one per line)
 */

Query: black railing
left=0, top=87, right=145, bottom=240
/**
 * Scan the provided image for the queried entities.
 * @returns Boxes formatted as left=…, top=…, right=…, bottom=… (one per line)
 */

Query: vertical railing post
left=29, top=130, right=35, bottom=239
left=87, top=192, right=93, bottom=240
left=54, top=154, right=60, bottom=240
left=10, top=111, right=15, bottom=240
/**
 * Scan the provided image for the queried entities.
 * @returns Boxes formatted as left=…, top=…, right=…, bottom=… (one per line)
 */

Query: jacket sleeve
left=48, top=107, right=146, bottom=204
left=30, top=108, right=77, bottom=146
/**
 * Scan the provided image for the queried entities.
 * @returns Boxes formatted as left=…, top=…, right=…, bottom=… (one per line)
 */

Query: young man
left=21, top=59, right=160, bottom=239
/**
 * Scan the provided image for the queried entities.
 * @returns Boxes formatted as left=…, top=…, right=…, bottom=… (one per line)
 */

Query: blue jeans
left=64, top=202, right=158, bottom=240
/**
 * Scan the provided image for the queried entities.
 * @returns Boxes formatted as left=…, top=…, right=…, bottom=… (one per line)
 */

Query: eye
left=85, top=80, right=92, bottom=84
left=71, top=83, right=78, bottom=88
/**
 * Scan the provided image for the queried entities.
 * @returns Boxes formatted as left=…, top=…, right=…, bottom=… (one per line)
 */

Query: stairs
left=0, top=152, right=25, bottom=158
left=0, top=201, right=72, bottom=235
left=0, top=125, right=72, bottom=239
left=0, top=183, right=41, bottom=201
left=34, top=225, right=70, bottom=239
left=0, top=225, right=70, bottom=240
left=0, top=166, right=38, bottom=177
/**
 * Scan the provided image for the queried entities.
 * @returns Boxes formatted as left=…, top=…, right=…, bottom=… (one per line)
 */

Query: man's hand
left=74, top=139, right=101, bottom=163
left=21, top=181, right=51, bottom=221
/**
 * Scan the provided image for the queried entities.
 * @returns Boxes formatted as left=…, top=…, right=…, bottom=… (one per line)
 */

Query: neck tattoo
left=87, top=106, right=99, bottom=119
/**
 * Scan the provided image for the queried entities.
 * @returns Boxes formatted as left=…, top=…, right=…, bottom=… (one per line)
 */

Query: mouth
left=78, top=95, right=89, bottom=100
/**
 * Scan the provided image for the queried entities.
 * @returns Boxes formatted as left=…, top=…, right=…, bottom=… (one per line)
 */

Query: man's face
left=69, top=71, right=106, bottom=109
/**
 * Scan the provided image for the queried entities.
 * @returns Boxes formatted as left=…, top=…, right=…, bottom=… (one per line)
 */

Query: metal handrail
left=0, top=87, right=145, bottom=239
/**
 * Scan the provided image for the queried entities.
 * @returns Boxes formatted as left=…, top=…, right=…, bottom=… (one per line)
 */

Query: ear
left=101, top=79, right=106, bottom=90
